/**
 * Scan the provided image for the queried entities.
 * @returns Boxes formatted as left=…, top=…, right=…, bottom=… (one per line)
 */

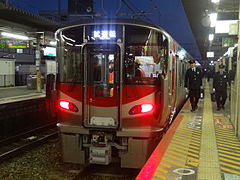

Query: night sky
left=10, top=0, right=201, bottom=61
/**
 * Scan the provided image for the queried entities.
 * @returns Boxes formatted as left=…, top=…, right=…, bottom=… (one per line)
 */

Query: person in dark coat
left=207, top=68, right=214, bottom=82
left=213, top=65, right=229, bottom=110
left=184, top=60, right=203, bottom=112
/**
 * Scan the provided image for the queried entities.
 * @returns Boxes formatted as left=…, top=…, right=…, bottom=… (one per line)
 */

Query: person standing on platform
left=213, top=65, right=229, bottom=111
left=184, top=60, right=203, bottom=112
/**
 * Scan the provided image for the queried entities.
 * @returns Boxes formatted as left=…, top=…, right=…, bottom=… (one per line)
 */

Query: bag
left=211, top=92, right=216, bottom=102
left=200, top=89, right=204, bottom=99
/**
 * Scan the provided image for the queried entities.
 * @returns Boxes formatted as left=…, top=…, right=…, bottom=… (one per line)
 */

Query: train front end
left=55, top=20, right=169, bottom=168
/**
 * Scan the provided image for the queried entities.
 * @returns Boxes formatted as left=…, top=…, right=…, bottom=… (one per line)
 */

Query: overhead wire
left=121, top=0, right=157, bottom=24
left=121, top=0, right=136, bottom=14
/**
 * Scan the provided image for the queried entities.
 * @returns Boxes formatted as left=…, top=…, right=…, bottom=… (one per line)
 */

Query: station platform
left=137, top=81, right=240, bottom=180
left=0, top=86, right=45, bottom=104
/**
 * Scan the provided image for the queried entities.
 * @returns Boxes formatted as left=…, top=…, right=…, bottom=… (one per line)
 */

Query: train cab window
left=93, top=54, right=104, bottom=82
left=59, top=46, right=83, bottom=83
left=57, top=26, right=84, bottom=83
left=91, top=53, right=116, bottom=97
left=85, top=45, right=119, bottom=97
left=124, top=25, right=168, bottom=85
left=93, top=54, right=115, bottom=84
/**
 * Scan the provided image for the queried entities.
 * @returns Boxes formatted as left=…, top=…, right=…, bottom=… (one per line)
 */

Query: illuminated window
left=124, top=25, right=168, bottom=85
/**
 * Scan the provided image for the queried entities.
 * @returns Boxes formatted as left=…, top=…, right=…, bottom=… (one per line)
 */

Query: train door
left=83, top=45, right=120, bottom=128
left=168, top=41, right=177, bottom=108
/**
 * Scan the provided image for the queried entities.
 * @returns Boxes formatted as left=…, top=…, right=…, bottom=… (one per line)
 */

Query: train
left=54, top=18, right=193, bottom=168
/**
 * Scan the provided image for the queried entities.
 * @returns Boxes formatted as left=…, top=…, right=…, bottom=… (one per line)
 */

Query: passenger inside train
left=108, top=60, right=114, bottom=97
left=93, top=55, right=102, bottom=82
left=134, top=59, right=146, bottom=78
left=108, top=60, right=114, bottom=84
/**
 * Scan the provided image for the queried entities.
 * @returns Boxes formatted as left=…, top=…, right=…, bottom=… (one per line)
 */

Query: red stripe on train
left=57, top=84, right=160, bottom=107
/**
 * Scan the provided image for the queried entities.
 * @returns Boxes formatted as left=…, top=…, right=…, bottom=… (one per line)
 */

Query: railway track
left=72, top=163, right=140, bottom=180
left=0, top=123, right=58, bottom=161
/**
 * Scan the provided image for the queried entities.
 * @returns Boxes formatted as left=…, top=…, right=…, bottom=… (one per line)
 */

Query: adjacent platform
left=137, top=81, right=240, bottom=180
left=0, top=86, right=45, bottom=104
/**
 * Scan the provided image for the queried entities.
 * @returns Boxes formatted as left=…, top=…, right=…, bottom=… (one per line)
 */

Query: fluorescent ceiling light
left=49, top=41, right=57, bottom=46
left=209, top=34, right=214, bottom=41
left=211, top=0, right=220, bottom=3
left=1, top=32, right=29, bottom=40
left=209, top=13, right=217, bottom=27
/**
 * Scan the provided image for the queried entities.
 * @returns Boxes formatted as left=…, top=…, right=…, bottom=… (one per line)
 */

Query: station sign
left=0, top=42, right=6, bottom=48
left=7, top=40, right=30, bottom=48
left=229, top=23, right=238, bottom=35
left=215, top=20, right=238, bottom=34
left=207, top=52, right=214, bottom=58
left=0, top=40, right=30, bottom=48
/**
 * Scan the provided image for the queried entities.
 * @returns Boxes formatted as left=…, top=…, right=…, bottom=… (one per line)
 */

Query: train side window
left=230, top=48, right=237, bottom=82
left=159, top=34, right=168, bottom=78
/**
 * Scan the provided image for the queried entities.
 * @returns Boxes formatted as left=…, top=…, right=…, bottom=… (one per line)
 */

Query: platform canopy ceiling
left=0, top=2, right=59, bottom=35
left=181, top=0, right=239, bottom=64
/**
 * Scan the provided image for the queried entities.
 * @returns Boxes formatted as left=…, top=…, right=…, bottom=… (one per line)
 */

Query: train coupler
left=89, top=145, right=112, bottom=165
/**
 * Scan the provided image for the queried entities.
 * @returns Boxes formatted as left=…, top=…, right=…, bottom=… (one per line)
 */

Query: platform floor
left=137, top=81, right=240, bottom=180
left=0, top=86, right=45, bottom=104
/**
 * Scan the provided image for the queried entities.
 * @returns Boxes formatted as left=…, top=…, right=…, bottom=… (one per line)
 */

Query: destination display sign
left=85, top=24, right=122, bottom=42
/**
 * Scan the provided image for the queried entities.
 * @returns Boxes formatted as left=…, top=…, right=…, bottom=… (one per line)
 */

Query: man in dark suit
left=213, top=65, right=229, bottom=110
left=184, top=60, right=203, bottom=112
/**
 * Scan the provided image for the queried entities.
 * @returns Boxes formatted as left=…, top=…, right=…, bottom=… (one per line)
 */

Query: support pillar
left=35, top=35, right=41, bottom=93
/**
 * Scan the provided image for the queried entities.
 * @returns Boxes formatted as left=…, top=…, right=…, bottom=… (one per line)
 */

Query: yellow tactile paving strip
left=197, top=83, right=221, bottom=180
left=152, top=102, right=202, bottom=179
